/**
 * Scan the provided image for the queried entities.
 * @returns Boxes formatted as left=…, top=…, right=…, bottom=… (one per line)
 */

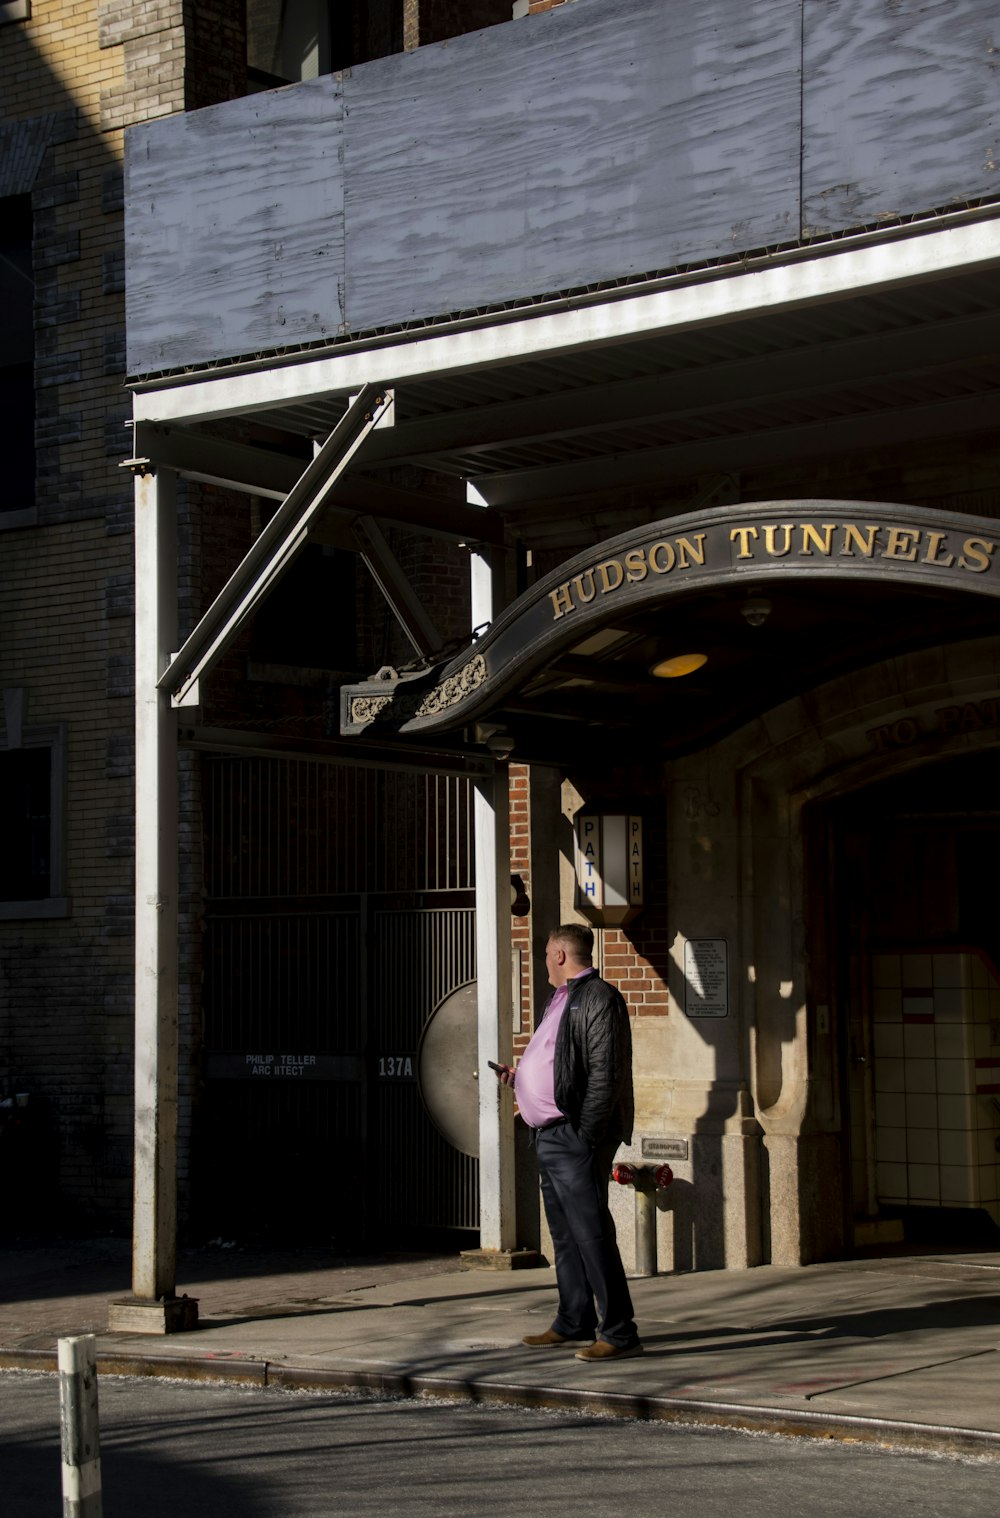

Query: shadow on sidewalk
left=0, top=1239, right=462, bottom=1308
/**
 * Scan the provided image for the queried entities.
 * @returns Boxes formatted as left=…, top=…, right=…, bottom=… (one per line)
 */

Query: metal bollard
left=58, top=1334, right=103, bottom=1518
left=612, top=1162, right=674, bottom=1277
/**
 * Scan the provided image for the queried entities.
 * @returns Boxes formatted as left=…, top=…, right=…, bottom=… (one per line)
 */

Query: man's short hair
left=549, top=923, right=594, bottom=964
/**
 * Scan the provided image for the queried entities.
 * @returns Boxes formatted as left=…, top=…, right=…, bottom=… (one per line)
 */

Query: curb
left=4, top=1348, right=1000, bottom=1459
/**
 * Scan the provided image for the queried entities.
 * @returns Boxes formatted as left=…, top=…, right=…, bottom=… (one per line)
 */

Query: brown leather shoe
left=574, top=1338, right=643, bottom=1361
left=521, top=1328, right=590, bottom=1348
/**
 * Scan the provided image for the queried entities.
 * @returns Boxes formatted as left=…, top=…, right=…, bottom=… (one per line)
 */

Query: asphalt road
left=3, top=1370, right=999, bottom=1517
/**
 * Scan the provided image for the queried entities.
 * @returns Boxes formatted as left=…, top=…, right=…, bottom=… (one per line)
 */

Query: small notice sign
left=641, top=1136, right=689, bottom=1161
left=683, top=938, right=728, bottom=1018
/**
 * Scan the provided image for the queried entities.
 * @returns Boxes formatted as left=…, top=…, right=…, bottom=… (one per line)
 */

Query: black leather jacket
left=551, top=970, right=634, bottom=1148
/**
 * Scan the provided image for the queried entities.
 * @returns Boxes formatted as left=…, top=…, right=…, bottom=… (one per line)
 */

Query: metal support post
left=108, top=466, right=196, bottom=1333
left=469, top=507, right=518, bottom=1254
left=633, top=1188, right=657, bottom=1278
left=59, top=1334, right=102, bottom=1517
left=474, top=764, right=517, bottom=1252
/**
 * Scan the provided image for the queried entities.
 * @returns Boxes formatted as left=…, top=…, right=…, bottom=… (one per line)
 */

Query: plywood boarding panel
left=126, top=77, right=346, bottom=376
left=342, top=0, right=802, bottom=333
left=802, top=0, right=1000, bottom=235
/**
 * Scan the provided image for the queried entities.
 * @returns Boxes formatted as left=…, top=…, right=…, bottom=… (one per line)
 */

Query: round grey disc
left=417, top=980, right=479, bottom=1157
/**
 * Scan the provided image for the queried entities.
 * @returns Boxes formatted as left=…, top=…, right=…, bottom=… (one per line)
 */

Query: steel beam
left=476, top=389, right=1000, bottom=509
left=159, top=385, right=393, bottom=707
left=358, top=309, right=1000, bottom=471
left=128, top=423, right=507, bottom=543
left=350, top=515, right=444, bottom=661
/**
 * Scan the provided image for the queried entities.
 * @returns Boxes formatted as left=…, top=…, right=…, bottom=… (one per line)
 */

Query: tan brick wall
left=0, top=0, right=243, bottom=1228
left=2, top=4, right=132, bottom=1225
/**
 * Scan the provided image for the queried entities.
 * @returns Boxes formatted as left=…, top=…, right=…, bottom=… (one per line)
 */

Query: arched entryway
left=815, top=745, right=1000, bottom=1251
left=338, top=500, right=1000, bottom=1270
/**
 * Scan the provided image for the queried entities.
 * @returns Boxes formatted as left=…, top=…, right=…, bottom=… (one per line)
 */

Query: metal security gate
left=194, top=754, right=478, bottom=1245
left=371, top=907, right=478, bottom=1233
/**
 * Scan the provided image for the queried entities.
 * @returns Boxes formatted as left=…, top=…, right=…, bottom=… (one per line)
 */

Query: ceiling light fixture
left=741, top=598, right=772, bottom=627
left=650, top=652, right=708, bottom=679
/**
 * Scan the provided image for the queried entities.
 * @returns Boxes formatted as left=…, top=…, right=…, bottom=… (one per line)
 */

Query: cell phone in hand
left=487, top=1060, right=503, bottom=1073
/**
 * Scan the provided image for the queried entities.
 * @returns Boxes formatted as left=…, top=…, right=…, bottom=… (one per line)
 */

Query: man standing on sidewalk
left=494, top=923, right=641, bottom=1361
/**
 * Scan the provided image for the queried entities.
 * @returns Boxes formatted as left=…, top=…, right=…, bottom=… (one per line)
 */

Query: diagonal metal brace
left=158, top=384, right=393, bottom=706
left=350, top=515, right=444, bottom=661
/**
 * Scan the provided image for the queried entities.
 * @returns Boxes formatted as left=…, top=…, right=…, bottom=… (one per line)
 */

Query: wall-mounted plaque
left=683, top=938, right=729, bottom=1018
left=641, top=1136, right=689, bottom=1161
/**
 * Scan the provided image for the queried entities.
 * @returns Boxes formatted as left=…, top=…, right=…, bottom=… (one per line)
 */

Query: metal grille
left=199, top=755, right=480, bottom=1239
left=371, top=908, right=478, bottom=1231
left=204, top=912, right=363, bottom=1052
left=204, top=757, right=474, bottom=897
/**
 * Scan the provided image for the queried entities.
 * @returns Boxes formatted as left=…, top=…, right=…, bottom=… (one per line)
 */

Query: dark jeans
left=535, top=1122, right=639, bottom=1348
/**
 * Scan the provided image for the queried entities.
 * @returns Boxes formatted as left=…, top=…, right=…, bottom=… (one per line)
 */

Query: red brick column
left=509, top=763, right=532, bottom=1053
left=602, top=929, right=671, bottom=1016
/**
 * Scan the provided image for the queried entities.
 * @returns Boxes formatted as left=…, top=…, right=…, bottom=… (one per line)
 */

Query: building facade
left=0, top=0, right=509, bottom=1245
left=5, top=0, right=1000, bottom=1296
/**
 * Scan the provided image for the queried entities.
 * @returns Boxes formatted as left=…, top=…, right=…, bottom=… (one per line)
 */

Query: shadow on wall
left=602, top=922, right=755, bottom=1273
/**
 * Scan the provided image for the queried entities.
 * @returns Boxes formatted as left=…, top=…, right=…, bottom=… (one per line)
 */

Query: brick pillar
left=509, top=763, right=532, bottom=1054
left=407, top=0, right=512, bottom=49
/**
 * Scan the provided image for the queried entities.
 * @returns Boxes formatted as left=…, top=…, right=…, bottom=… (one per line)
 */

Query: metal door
left=195, top=754, right=478, bottom=1244
left=369, top=905, right=478, bottom=1234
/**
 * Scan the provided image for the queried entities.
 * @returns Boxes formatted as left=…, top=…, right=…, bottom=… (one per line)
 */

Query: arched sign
left=340, top=501, right=1000, bottom=737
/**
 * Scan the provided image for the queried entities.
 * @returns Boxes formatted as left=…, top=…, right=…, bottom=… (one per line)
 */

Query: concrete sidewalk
left=3, top=1239, right=1000, bottom=1458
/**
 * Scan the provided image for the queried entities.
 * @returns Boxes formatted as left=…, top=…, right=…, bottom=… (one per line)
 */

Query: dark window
left=0, top=196, right=35, bottom=516
left=246, top=0, right=403, bottom=86
left=0, top=747, right=51, bottom=901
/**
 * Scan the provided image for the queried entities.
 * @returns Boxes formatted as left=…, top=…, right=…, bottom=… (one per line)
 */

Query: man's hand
left=491, top=1061, right=515, bottom=1088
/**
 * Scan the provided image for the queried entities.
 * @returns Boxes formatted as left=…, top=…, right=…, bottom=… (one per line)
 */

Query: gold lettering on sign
left=763, top=523, right=794, bottom=556
left=549, top=583, right=575, bottom=619
left=547, top=518, right=998, bottom=624
left=839, top=523, right=879, bottom=557
left=573, top=569, right=598, bottom=603
left=799, top=523, right=836, bottom=556
left=883, top=527, right=921, bottom=561
left=730, top=526, right=758, bottom=559
left=676, top=534, right=706, bottom=568
left=959, top=537, right=996, bottom=573
left=649, top=540, right=676, bottom=573
left=597, top=559, right=624, bottom=594
left=624, top=548, right=648, bottom=582
left=921, top=531, right=955, bottom=568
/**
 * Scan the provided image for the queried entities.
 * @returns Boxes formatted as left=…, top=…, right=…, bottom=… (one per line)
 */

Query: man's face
left=545, top=936, right=567, bottom=988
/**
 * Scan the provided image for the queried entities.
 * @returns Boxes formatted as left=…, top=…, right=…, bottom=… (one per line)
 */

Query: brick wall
left=0, top=0, right=249, bottom=1233
left=1, top=5, right=133, bottom=1229
left=509, top=763, right=532, bottom=1052
left=413, top=0, right=512, bottom=46
left=97, top=0, right=245, bottom=131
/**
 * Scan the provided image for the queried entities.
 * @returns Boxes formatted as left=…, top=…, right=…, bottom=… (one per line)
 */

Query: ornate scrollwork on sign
left=349, top=654, right=488, bottom=728
left=415, top=654, right=487, bottom=716
left=349, top=693, right=395, bottom=724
